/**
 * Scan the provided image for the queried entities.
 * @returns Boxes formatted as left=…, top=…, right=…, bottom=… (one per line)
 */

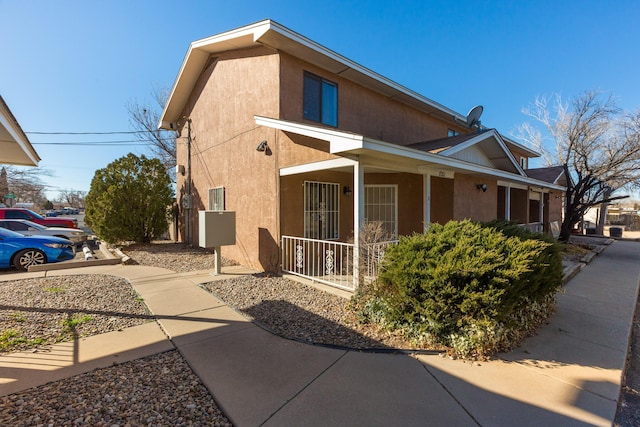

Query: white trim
left=279, top=157, right=357, bottom=176
left=439, top=129, right=525, bottom=176
left=257, top=117, right=565, bottom=191
left=0, top=98, right=40, bottom=166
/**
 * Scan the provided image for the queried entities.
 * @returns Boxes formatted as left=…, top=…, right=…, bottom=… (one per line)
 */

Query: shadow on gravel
left=242, top=299, right=392, bottom=351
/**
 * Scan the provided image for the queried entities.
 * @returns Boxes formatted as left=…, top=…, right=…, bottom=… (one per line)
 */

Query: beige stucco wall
left=279, top=54, right=467, bottom=145
left=453, top=174, right=497, bottom=222
left=175, top=47, right=282, bottom=270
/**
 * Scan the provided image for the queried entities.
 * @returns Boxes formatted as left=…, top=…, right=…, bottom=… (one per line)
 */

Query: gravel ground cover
left=0, top=350, right=232, bottom=427
left=201, top=274, right=417, bottom=350
left=0, top=275, right=150, bottom=353
left=119, top=241, right=237, bottom=273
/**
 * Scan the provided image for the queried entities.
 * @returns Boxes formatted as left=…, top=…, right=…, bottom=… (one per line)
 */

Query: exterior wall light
left=256, top=140, right=268, bottom=152
left=343, top=186, right=352, bottom=196
left=476, top=183, right=488, bottom=192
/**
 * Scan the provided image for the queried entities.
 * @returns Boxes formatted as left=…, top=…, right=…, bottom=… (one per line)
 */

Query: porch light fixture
left=343, top=186, right=352, bottom=196
left=256, top=140, right=268, bottom=152
left=476, top=183, right=487, bottom=192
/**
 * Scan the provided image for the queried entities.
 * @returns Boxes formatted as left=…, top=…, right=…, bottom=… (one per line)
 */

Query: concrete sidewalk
left=1, top=240, right=639, bottom=426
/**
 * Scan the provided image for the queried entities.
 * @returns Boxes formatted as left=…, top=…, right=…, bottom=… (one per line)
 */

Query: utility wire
left=25, top=130, right=170, bottom=135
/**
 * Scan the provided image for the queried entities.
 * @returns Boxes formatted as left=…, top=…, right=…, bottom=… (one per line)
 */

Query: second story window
left=303, top=72, right=337, bottom=127
left=447, top=129, right=460, bottom=137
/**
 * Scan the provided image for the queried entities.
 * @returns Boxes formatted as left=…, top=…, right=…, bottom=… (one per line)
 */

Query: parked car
left=0, top=227, right=75, bottom=271
left=0, top=208, right=78, bottom=228
left=0, top=219, right=87, bottom=244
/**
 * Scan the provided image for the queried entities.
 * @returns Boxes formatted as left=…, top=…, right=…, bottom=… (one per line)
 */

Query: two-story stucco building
left=160, top=20, right=565, bottom=290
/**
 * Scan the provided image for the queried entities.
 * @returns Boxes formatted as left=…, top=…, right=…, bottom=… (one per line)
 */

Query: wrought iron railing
left=281, top=236, right=397, bottom=291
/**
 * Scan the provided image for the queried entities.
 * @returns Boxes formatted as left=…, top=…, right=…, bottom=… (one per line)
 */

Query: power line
left=25, top=130, right=169, bottom=135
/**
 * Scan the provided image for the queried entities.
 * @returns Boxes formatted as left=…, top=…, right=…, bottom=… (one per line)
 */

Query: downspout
left=186, top=118, right=192, bottom=245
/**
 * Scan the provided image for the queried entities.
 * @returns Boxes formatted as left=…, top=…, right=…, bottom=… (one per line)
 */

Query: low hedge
left=351, top=220, right=563, bottom=359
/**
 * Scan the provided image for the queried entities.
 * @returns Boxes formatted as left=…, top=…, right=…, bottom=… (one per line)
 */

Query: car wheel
left=14, top=249, right=46, bottom=271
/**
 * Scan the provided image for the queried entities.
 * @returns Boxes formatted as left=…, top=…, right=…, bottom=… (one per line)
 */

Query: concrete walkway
left=1, top=240, right=640, bottom=426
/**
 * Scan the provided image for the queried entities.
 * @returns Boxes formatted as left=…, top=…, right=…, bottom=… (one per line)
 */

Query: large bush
left=352, top=220, right=563, bottom=359
left=85, top=153, right=174, bottom=243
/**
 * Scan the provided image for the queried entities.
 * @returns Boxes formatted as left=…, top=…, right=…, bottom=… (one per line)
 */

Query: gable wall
left=176, top=46, right=282, bottom=270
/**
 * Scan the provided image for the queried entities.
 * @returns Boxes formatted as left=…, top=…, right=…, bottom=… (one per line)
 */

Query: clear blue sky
left=2, top=0, right=639, bottom=199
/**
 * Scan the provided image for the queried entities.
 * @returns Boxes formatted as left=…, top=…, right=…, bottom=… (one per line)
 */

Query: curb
left=562, top=241, right=611, bottom=284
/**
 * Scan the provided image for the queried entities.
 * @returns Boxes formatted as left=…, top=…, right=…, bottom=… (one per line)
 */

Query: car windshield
left=0, top=227, right=26, bottom=238
left=26, top=210, right=45, bottom=220
left=21, top=220, right=46, bottom=230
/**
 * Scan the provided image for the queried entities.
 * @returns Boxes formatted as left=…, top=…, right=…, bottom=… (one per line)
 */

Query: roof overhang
left=0, top=96, right=40, bottom=166
left=438, top=130, right=526, bottom=176
left=256, top=116, right=564, bottom=191
left=160, top=19, right=468, bottom=130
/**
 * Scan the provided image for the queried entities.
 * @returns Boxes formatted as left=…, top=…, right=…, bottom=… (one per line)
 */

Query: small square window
left=447, top=129, right=460, bottom=137
left=303, top=72, right=338, bottom=127
left=208, top=187, right=225, bottom=211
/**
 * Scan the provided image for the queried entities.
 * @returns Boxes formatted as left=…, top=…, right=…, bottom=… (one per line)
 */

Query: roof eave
left=160, top=19, right=468, bottom=129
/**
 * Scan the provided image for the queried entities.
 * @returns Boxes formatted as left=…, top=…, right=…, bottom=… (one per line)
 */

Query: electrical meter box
left=198, top=211, right=236, bottom=248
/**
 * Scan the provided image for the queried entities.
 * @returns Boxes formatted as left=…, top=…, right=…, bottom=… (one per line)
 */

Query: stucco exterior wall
left=430, top=176, right=454, bottom=225
left=510, top=188, right=528, bottom=224
left=453, top=174, right=497, bottom=222
left=279, top=54, right=466, bottom=145
left=175, top=47, right=282, bottom=270
left=547, top=190, right=564, bottom=225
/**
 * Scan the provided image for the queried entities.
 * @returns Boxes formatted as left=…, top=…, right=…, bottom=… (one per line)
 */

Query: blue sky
left=2, top=0, right=639, bottom=199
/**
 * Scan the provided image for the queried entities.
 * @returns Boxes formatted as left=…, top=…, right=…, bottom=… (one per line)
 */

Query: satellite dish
left=466, top=105, right=484, bottom=128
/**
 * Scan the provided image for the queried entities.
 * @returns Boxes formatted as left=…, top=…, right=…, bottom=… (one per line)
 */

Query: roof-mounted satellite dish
left=466, top=105, right=484, bottom=128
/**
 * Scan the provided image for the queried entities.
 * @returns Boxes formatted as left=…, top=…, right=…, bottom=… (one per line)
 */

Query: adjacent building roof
left=0, top=95, right=40, bottom=166
left=525, top=166, right=567, bottom=186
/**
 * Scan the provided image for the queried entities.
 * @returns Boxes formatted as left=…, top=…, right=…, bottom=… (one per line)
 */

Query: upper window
left=303, top=72, right=338, bottom=127
left=447, top=129, right=460, bottom=137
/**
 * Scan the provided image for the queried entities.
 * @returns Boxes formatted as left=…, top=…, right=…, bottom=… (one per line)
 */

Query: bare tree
left=517, top=91, right=640, bottom=241
left=56, top=189, right=87, bottom=209
left=0, top=165, right=50, bottom=207
left=127, top=85, right=177, bottom=178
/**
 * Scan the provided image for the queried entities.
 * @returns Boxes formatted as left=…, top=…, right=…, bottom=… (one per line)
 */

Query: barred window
left=304, top=181, right=339, bottom=240
left=365, top=185, right=398, bottom=238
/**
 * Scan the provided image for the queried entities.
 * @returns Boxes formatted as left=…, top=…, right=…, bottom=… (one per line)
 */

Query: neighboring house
left=160, top=20, right=565, bottom=290
left=0, top=95, right=40, bottom=166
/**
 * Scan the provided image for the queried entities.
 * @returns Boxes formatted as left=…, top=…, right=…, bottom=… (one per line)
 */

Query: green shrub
left=351, top=220, right=563, bottom=359
left=85, top=153, right=174, bottom=244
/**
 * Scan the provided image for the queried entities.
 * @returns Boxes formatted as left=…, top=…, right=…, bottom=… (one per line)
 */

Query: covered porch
left=257, top=116, right=564, bottom=291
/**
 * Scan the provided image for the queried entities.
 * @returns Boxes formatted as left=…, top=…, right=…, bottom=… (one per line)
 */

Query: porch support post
left=423, top=174, right=431, bottom=232
left=505, top=185, right=511, bottom=221
left=353, top=159, right=364, bottom=288
left=539, top=191, right=544, bottom=227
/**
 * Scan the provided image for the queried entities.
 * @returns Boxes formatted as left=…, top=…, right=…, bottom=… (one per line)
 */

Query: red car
left=0, top=208, right=78, bottom=228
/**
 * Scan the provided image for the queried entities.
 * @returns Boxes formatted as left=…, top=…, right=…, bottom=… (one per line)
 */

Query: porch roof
left=255, top=116, right=565, bottom=191
left=0, top=95, right=40, bottom=166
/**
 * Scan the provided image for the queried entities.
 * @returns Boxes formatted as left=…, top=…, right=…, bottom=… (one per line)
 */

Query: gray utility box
left=198, top=211, right=236, bottom=248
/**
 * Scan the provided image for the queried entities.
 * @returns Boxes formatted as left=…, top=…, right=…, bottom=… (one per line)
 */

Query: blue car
left=0, top=227, right=75, bottom=271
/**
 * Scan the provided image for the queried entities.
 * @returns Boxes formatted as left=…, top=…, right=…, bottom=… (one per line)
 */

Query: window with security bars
left=304, top=181, right=339, bottom=240
left=364, top=185, right=398, bottom=238
left=208, top=187, right=225, bottom=211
